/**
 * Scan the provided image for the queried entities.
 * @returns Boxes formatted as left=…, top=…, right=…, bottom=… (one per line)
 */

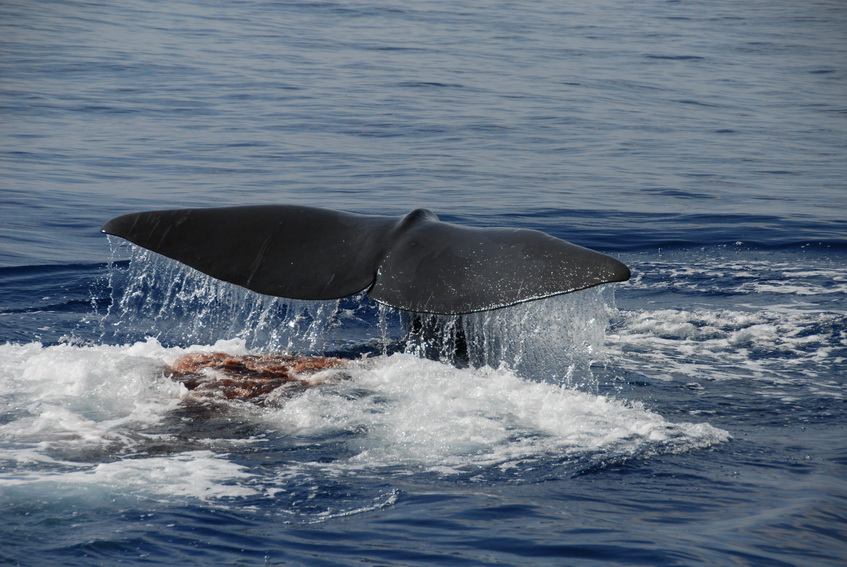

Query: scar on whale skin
left=166, top=353, right=350, bottom=403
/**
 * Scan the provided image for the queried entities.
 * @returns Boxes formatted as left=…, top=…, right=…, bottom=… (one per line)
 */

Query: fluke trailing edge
left=101, top=205, right=630, bottom=315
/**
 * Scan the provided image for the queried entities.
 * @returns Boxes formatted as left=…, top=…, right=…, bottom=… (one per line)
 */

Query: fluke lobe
left=101, top=205, right=630, bottom=315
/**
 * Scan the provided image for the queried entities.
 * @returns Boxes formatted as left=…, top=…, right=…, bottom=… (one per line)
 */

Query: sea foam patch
left=0, top=340, right=729, bottom=500
left=0, top=450, right=258, bottom=503
left=262, top=354, right=729, bottom=473
left=0, top=341, right=265, bottom=503
left=612, top=307, right=845, bottom=393
left=0, top=339, right=248, bottom=462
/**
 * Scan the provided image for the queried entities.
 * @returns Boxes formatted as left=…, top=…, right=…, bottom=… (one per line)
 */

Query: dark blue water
left=2, top=1, right=846, bottom=565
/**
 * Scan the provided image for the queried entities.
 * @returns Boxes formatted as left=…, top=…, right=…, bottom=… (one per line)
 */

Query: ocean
left=1, top=1, right=846, bottom=565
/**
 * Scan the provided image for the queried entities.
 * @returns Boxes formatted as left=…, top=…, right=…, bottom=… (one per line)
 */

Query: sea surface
left=1, top=1, right=846, bottom=565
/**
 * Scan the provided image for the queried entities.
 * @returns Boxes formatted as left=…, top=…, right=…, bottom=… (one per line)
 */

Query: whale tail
left=101, top=205, right=630, bottom=315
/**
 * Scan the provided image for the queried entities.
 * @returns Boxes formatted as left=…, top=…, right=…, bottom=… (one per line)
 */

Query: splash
left=100, top=241, right=356, bottom=354
left=100, top=241, right=619, bottom=387
left=0, top=341, right=729, bottom=504
left=262, top=354, right=729, bottom=474
left=385, top=286, right=616, bottom=388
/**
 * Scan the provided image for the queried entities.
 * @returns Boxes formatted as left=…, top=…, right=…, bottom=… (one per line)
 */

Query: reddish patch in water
left=166, top=353, right=347, bottom=401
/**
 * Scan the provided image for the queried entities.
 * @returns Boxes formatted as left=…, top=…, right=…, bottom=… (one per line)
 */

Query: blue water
left=2, top=1, right=846, bottom=565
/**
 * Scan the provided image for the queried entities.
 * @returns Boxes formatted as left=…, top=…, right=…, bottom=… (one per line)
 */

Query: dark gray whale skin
left=101, top=205, right=630, bottom=315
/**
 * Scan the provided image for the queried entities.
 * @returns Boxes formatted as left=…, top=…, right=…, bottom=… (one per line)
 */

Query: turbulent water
left=2, top=1, right=846, bottom=566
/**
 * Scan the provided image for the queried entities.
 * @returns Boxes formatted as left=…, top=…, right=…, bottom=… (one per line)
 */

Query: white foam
left=610, top=307, right=844, bottom=400
left=262, top=354, right=728, bottom=471
left=0, top=341, right=728, bottom=499
left=0, top=339, right=253, bottom=459
left=77, top=450, right=259, bottom=499
left=741, top=281, right=847, bottom=296
left=0, top=450, right=258, bottom=501
left=624, top=252, right=847, bottom=304
left=309, top=488, right=400, bottom=523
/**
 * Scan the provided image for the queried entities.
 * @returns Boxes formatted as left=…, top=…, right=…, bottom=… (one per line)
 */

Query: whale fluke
left=101, top=205, right=630, bottom=315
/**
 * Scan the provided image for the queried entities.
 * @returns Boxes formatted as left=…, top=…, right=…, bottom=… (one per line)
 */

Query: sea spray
left=100, top=241, right=352, bottom=353
left=100, top=242, right=620, bottom=388
left=388, top=286, right=616, bottom=389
